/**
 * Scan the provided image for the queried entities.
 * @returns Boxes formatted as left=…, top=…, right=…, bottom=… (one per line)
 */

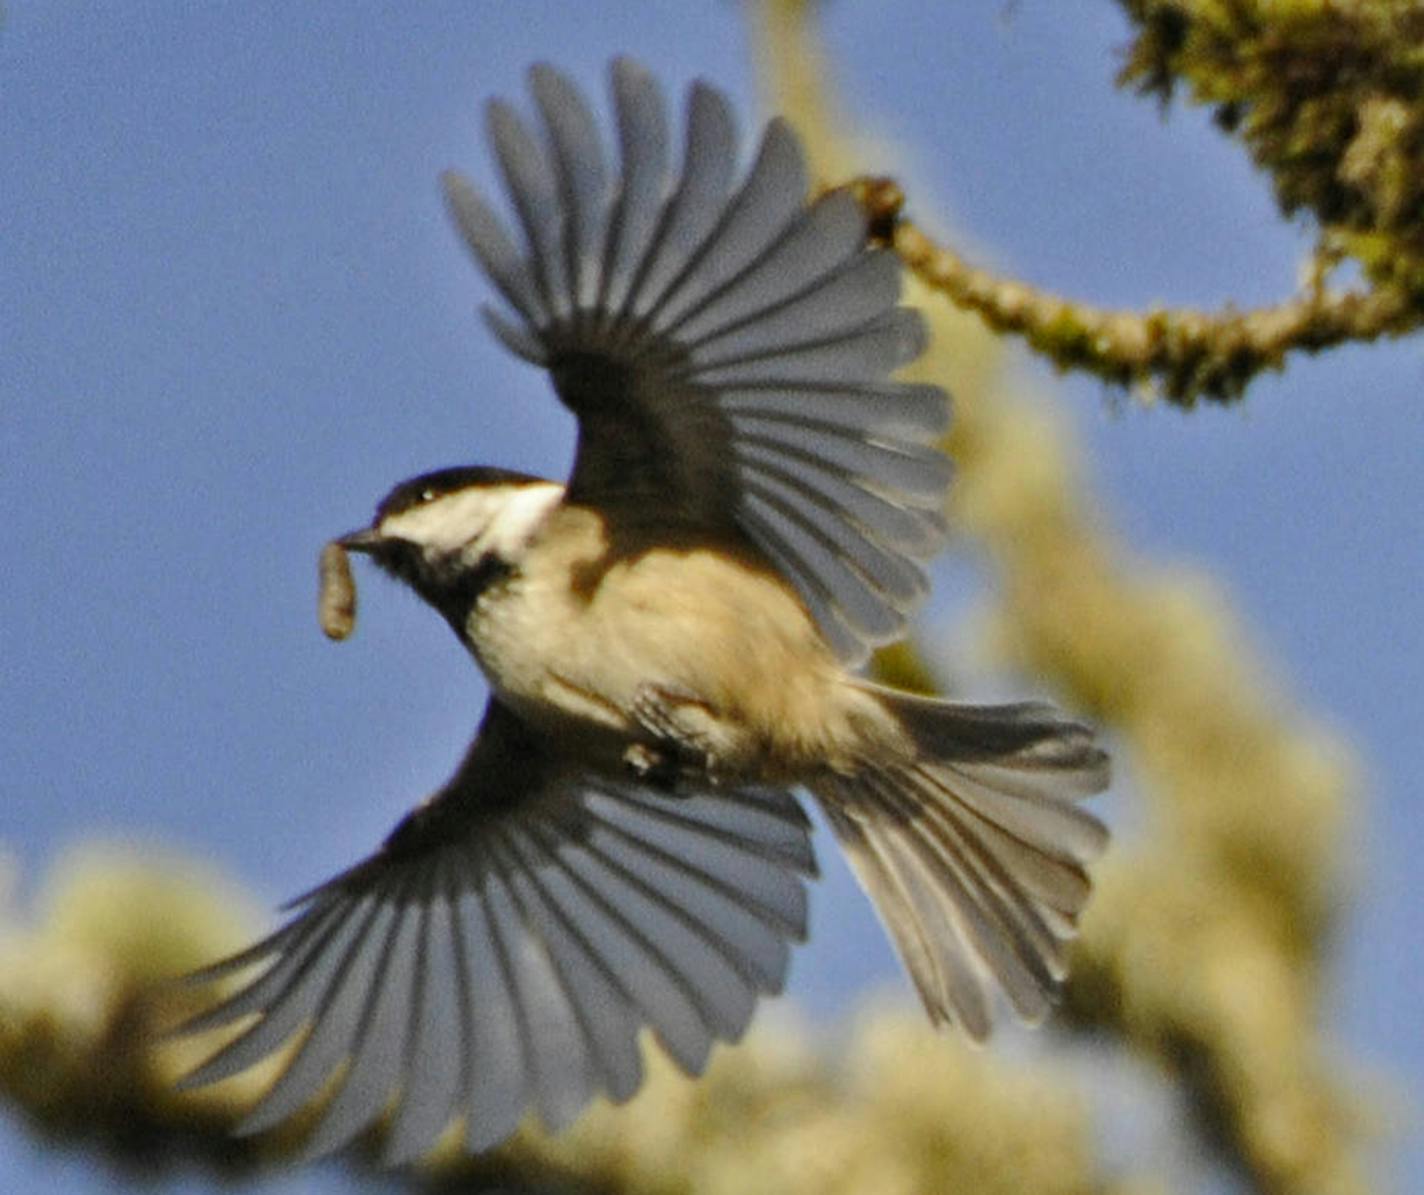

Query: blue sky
left=3, top=4, right=1420, bottom=1191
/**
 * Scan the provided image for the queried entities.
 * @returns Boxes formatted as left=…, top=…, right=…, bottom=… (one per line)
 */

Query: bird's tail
left=811, top=682, right=1110, bottom=1039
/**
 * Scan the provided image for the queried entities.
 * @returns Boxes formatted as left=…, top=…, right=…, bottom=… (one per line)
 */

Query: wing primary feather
left=691, top=307, right=928, bottom=386
left=441, top=170, right=547, bottom=328
left=449, top=850, right=529, bottom=1152
left=382, top=856, right=463, bottom=1164
left=480, top=830, right=598, bottom=1133
left=499, top=823, right=646, bottom=1104
left=602, top=57, right=670, bottom=317
left=480, top=304, right=548, bottom=364
left=177, top=897, right=373, bottom=1089
left=717, top=381, right=950, bottom=441
left=236, top=895, right=402, bottom=1136
left=297, top=872, right=427, bottom=1158
left=647, top=118, right=807, bottom=333
left=174, top=906, right=337, bottom=1033
left=621, top=80, right=736, bottom=323
left=529, top=63, right=609, bottom=315
left=678, top=248, right=899, bottom=364
left=665, top=190, right=870, bottom=347
left=728, top=406, right=937, bottom=455
left=486, top=99, right=572, bottom=324
left=518, top=814, right=715, bottom=1076
left=176, top=918, right=303, bottom=988
left=486, top=826, right=605, bottom=1103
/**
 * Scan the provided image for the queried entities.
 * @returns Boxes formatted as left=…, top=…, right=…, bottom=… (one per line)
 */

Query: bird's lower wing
left=175, top=701, right=816, bottom=1162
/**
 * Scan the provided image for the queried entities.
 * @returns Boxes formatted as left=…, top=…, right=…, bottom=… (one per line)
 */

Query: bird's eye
left=419, top=489, right=436, bottom=503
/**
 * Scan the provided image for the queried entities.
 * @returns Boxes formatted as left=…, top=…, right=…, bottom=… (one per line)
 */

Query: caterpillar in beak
left=317, top=539, right=357, bottom=641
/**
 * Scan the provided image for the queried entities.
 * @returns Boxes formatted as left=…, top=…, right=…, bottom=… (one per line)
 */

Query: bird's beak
left=336, top=528, right=383, bottom=554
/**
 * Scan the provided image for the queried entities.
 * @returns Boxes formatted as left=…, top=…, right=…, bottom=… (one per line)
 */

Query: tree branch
left=847, top=175, right=1412, bottom=405
left=887, top=206, right=1411, bottom=403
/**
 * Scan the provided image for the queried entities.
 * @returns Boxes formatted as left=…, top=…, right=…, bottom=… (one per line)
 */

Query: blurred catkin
left=0, top=846, right=279, bottom=1170
left=1, top=846, right=1152, bottom=1193
left=753, top=1, right=1372, bottom=1193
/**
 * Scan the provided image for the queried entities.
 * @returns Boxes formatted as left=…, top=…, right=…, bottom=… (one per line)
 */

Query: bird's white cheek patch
left=377, top=483, right=563, bottom=556
left=482, top=484, right=564, bottom=556
left=378, top=489, right=500, bottom=553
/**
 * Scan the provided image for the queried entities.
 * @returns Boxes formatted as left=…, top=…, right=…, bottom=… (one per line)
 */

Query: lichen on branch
left=1118, top=0, right=1424, bottom=295
left=886, top=212, right=1410, bottom=404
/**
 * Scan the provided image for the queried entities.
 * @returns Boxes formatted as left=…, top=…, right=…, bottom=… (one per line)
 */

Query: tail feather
left=813, top=684, right=1109, bottom=1037
left=820, top=798, right=996, bottom=1037
left=867, top=764, right=1064, bottom=1019
left=932, top=759, right=1108, bottom=862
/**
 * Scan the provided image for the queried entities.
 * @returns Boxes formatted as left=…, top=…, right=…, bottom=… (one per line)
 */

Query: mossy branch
left=886, top=206, right=1410, bottom=404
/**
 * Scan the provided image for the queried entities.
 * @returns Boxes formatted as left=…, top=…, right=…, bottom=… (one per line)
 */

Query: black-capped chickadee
left=179, top=58, right=1109, bottom=1162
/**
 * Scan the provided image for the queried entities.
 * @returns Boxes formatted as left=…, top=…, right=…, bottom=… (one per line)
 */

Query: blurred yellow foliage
left=1, top=847, right=1152, bottom=1192
left=756, top=2, right=1374, bottom=1192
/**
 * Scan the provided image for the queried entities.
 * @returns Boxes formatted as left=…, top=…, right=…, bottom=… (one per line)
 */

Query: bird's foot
left=626, top=682, right=725, bottom=788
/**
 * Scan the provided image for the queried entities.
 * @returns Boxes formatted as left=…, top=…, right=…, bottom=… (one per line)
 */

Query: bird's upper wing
left=176, top=700, right=817, bottom=1162
left=443, top=58, right=951, bottom=665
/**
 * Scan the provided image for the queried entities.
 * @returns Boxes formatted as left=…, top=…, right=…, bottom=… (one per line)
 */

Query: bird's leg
left=622, top=741, right=681, bottom=789
left=624, top=682, right=724, bottom=788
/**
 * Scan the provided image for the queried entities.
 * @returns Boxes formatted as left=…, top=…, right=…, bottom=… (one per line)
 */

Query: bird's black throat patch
left=372, top=540, right=515, bottom=641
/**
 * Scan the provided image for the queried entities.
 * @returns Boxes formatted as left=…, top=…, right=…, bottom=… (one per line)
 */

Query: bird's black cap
left=374, top=465, right=546, bottom=522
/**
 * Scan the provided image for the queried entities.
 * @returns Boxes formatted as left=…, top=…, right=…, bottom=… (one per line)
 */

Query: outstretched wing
left=176, top=701, right=817, bottom=1162
left=443, top=58, right=951, bottom=665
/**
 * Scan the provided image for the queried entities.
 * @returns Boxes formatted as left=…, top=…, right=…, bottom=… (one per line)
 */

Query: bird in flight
left=178, top=57, right=1109, bottom=1163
